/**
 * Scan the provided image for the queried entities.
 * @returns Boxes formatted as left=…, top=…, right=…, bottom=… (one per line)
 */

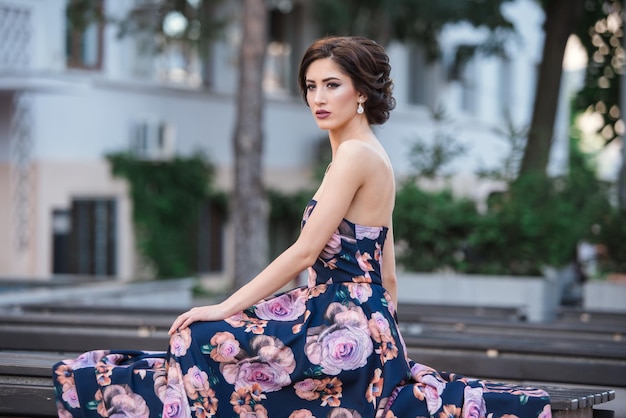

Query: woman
left=52, top=36, right=551, bottom=418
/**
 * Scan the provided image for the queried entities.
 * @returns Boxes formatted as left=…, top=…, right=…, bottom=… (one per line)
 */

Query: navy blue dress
left=52, top=200, right=552, bottom=417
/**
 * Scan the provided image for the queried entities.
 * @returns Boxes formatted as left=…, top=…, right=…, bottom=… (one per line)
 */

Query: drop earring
left=357, top=100, right=364, bottom=114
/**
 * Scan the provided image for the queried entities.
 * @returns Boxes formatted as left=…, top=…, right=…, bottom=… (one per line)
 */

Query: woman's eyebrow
left=305, top=76, right=342, bottom=83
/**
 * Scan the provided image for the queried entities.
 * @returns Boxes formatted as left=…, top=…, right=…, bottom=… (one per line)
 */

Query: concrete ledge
left=0, top=278, right=195, bottom=310
left=398, top=272, right=560, bottom=322
left=583, top=281, right=626, bottom=313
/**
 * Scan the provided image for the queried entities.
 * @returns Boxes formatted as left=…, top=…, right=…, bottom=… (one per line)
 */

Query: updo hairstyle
left=298, top=36, right=396, bottom=125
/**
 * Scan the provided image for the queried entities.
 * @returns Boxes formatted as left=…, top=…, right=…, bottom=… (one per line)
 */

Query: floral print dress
left=52, top=200, right=552, bottom=418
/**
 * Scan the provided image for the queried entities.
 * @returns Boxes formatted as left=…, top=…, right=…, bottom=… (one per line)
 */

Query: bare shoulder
left=335, top=139, right=385, bottom=163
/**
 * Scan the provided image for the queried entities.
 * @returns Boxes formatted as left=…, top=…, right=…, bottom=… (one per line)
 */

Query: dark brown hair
left=298, top=36, right=396, bottom=125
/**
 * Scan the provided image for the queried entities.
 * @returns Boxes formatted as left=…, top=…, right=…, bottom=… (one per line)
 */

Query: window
left=408, top=44, right=438, bottom=108
left=196, top=200, right=225, bottom=273
left=498, top=57, right=513, bottom=117
left=460, top=58, right=477, bottom=115
left=52, top=198, right=117, bottom=276
left=0, top=3, right=32, bottom=71
left=263, top=5, right=298, bottom=96
left=65, top=0, right=104, bottom=69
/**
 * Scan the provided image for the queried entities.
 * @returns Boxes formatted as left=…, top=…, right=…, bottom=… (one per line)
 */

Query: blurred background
left=1, top=1, right=625, bottom=415
left=0, top=0, right=626, bottom=304
left=0, top=0, right=625, bottom=307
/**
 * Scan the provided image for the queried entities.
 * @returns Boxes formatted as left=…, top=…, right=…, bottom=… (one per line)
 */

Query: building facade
left=0, top=0, right=549, bottom=281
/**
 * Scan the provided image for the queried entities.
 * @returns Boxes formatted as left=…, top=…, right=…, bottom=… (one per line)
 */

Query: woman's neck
left=328, top=122, right=376, bottom=157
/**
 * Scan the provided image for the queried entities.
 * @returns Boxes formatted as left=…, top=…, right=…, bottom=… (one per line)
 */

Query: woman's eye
left=327, top=82, right=339, bottom=88
left=306, top=84, right=316, bottom=91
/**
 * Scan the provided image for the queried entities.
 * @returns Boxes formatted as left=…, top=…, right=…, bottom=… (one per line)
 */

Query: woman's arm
left=168, top=141, right=371, bottom=334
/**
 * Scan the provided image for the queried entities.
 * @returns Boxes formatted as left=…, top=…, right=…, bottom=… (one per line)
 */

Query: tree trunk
left=619, top=0, right=626, bottom=211
left=617, top=142, right=626, bottom=213
left=518, top=0, right=584, bottom=176
left=232, top=0, right=268, bottom=289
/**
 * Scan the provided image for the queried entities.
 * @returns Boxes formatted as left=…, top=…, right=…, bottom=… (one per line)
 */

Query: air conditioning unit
left=129, top=116, right=175, bottom=161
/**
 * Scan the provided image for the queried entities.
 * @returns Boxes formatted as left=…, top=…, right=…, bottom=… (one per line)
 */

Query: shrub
left=393, top=181, right=479, bottom=272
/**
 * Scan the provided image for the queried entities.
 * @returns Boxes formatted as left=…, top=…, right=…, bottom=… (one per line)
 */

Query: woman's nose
left=313, top=90, right=326, bottom=104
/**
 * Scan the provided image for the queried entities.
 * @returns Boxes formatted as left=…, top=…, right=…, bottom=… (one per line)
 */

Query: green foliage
left=393, top=182, right=479, bottom=272
left=312, top=0, right=515, bottom=60
left=267, top=188, right=314, bottom=258
left=407, top=107, right=467, bottom=179
left=116, top=0, right=227, bottom=54
left=107, top=152, right=224, bottom=279
left=573, top=0, right=623, bottom=144
left=467, top=172, right=608, bottom=276
left=268, top=189, right=314, bottom=223
left=394, top=128, right=615, bottom=276
left=595, top=207, right=626, bottom=274
left=476, top=113, right=527, bottom=182
left=66, top=0, right=105, bottom=33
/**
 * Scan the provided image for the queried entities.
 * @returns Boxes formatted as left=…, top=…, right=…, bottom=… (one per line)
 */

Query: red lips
left=316, top=110, right=330, bottom=119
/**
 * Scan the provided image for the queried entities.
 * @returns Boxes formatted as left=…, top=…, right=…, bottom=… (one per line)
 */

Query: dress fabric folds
left=52, top=200, right=551, bottom=417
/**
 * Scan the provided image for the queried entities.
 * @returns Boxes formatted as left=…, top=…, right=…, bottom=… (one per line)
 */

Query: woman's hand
left=168, top=303, right=229, bottom=335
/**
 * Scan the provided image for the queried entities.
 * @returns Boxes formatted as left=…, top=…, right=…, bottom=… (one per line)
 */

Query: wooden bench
left=0, top=351, right=615, bottom=417
left=1, top=304, right=625, bottom=387
left=0, top=303, right=621, bottom=416
left=556, top=306, right=626, bottom=328
left=396, top=302, right=525, bottom=322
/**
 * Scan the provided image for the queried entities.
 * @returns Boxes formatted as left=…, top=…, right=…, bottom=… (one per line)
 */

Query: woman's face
left=304, top=57, right=364, bottom=133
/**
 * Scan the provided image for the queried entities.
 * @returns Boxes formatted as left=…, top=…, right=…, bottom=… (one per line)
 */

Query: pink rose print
left=54, top=363, right=74, bottom=387
left=225, top=312, right=249, bottom=328
left=410, top=362, right=437, bottom=379
left=347, top=276, right=373, bottom=303
left=240, top=403, right=269, bottom=418
left=306, top=267, right=317, bottom=288
left=153, top=368, right=167, bottom=403
left=383, top=292, right=395, bottom=316
left=222, top=335, right=296, bottom=393
left=255, top=290, right=307, bottom=321
left=210, top=331, right=241, bottom=363
left=56, top=401, right=74, bottom=418
left=327, top=408, right=363, bottom=418
left=230, top=385, right=267, bottom=416
left=368, top=312, right=391, bottom=341
left=320, top=232, right=343, bottom=260
left=100, top=384, right=150, bottom=418
left=225, top=312, right=268, bottom=335
left=289, top=410, right=315, bottom=418
left=169, top=327, right=192, bottom=357
left=346, top=282, right=373, bottom=303
left=305, top=302, right=373, bottom=375
left=365, top=368, right=384, bottom=407
left=294, top=378, right=321, bottom=401
left=441, top=404, right=461, bottom=417
left=71, top=350, right=109, bottom=370
left=368, top=312, right=399, bottom=363
left=183, top=365, right=211, bottom=400
left=95, top=361, right=114, bottom=386
left=421, top=374, right=446, bottom=396
left=163, top=360, right=192, bottom=418
left=424, top=383, right=443, bottom=415
left=463, top=386, right=486, bottom=418
left=355, top=225, right=382, bottom=241
left=538, top=404, right=553, bottom=418
left=294, top=377, right=343, bottom=407
left=61, top=384, right=80, bottom=409
left=356, top=251, right=374, bottom=276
